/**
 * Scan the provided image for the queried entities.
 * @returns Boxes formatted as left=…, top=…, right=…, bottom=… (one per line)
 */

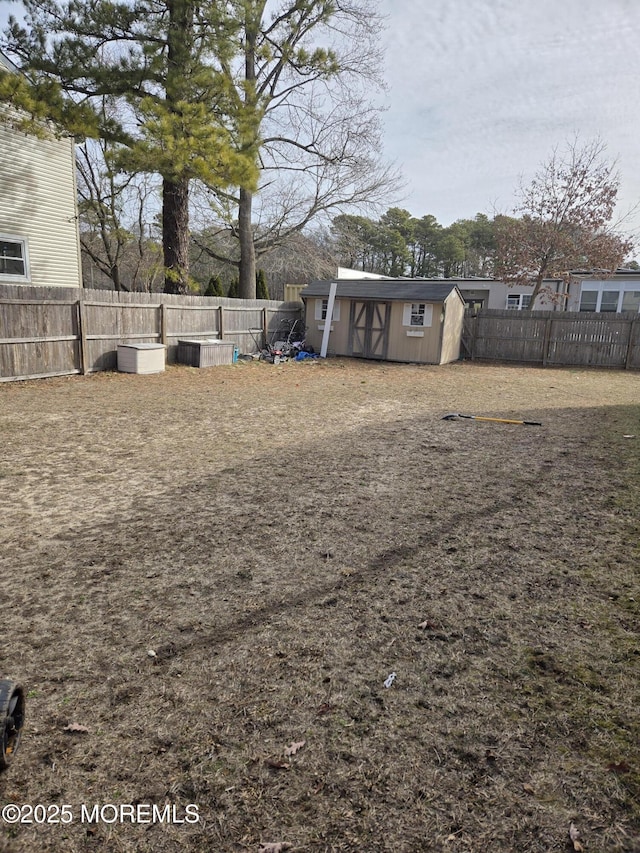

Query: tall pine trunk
left=163, top=0, right=191, bottom=295
left=238, top=186, right=256, bottom=299
left=237, top=8, right=258, bottom=300
left=163, top=177, right=190, bottom=294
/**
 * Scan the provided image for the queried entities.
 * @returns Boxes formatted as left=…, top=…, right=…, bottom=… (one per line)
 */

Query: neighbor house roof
left=302, top=279, right=463, bottom=302
left=0, top=51, right=20, bottom=74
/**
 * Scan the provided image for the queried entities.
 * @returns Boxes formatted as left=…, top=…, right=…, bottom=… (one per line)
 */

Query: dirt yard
left=0, top=358, right=638, bottom=853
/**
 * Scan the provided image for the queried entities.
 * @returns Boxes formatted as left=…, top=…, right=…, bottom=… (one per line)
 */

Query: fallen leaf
left=284, top=740, right=305, bottom=758
left=418, top=619, right=437, bottom=630
left=63, top=723, right=89, bottom=734
left=258, top=843, right=292, bottom=853
left=522, top=783, right=535, bottom=794
left=265, top=758, right=290, bottom=771
left=569, top=822, right=584, bottom=852
left=606, top=761, right=631, bottom=774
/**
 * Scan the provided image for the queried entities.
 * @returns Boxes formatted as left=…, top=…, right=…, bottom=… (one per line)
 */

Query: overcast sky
left=377, top=0, right=640, bottom=245
left=2, top=0, right=640, bottom=248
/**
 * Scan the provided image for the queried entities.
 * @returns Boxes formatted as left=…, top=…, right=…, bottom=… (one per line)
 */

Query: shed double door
left=348, top=300, right=391, bottom=359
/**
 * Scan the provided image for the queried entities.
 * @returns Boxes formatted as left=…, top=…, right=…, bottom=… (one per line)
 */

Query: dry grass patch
left=0, top=360, right=638, bottom=852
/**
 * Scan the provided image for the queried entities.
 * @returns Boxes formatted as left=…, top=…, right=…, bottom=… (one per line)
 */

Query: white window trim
left=506, top=294, right=531, bottom=310
left=578, top=281, right=640, bottom=313
left=314, top=298, right=340, bottom=322
left=402, top=302, right=433, bottom=327
left=0, top=234, right=30, bottom=283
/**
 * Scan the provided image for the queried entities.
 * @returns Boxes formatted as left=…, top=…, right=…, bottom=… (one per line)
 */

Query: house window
left=402, top=303, right=433, bottom=327
left=600, top=290, right=620, bottom=312
left=621, top=291, right=640, bottom=313
left=0, top=236, right=29, bottom=281
left=314, top=298, right=340, bottom=322
left=579, top=284, right=640, bottom=313
left=506, top=294, right=531, bottom=310
left=579, top=290, right=598, bottom=311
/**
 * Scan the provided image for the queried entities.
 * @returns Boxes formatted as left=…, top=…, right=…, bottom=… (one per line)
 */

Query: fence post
left=542, top=315, right=552, bottom=367
left=159, top=302, right=167, bottom=346
left=262, top=306, right=268, bottom=342
left=219, top=305, right=224, bottom=341
left=77, top=291, right=88, bottom=375
left=625, top=315, right=638, bottom=370
left=471, top=314, right=478, bottom=360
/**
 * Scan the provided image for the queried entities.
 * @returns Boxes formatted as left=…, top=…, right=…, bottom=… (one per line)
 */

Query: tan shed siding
left=439, top=292, right=465, bottom=363
left=0, top=118, right=82, bottom=288
left=386, top=302, right=442, bottom=363
left=304, top=297, right=349, bottom=355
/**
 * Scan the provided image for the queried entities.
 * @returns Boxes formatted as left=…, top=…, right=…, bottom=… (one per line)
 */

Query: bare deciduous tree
left=197, top=0, right=401, bottom=298
left=77, top=138, right=162, bottom=291
left=495, top=138, right=634, bottom=307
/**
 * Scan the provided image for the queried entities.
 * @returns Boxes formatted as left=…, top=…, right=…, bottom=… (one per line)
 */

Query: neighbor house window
left=579, top=282, right=640, bottom=313
left=314, top=298, right=340, bottom=322
left=506, top=294, right=531, bottom=310
left=621, top=291, right=640, bottom=313
left=0, top=236, right=29, bottom=281
left=579, top=290, right=598, bottom=311
left=599, top=290, right=620, bottom=312
left=402, top=303, right=433, bottom=327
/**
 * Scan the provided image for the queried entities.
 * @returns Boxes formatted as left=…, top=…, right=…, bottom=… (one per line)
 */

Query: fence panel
left=83, top=297, right=161, bottom=371
left=0, top=284, right=303, bottom=381
left=0, top=298, right=80, bottom=379
left=472, top=310, right=548, bottom=363
left=627, top=316, right=640, bottom=369
left=465, top=308, right=639, bottom=370
left=547, top=314, right=631, bottom=368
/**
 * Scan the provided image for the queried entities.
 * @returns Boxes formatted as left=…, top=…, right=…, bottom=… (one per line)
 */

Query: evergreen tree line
left=329, top=208, right=498, bottom=279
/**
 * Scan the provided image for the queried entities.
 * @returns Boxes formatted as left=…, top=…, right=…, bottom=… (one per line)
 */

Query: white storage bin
left=117, top=343, right=166, bottom=374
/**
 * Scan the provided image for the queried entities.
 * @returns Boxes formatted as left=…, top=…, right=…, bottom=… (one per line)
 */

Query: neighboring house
left=285, top=267, right=389, bottom=302
left=301, top=279, right=465, bottom=364
left=457, top=271, right=640, bottom=314
left=566, top=269, right=640, bottom=314
left=328, top=275, right=569, bottom=313
left=454, top=277, right=567, bottom=312
left=0, top=50, right=83, bottom=289
left=336, top=266, right=389, bottom=281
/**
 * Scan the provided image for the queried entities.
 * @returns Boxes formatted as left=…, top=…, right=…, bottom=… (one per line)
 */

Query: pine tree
left=0, top=0, right=258, bottom=294
left=255, top=269, right=269, bottom=300
left=204, top=276, right=224, bottom=297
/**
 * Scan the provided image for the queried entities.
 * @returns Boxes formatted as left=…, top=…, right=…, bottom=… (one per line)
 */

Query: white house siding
left=0, top=114, right=82, bottom=288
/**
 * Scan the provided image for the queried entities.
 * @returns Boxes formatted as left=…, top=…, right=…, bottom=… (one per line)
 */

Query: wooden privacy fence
left=462, top=309, right=640, bottom=370
left=0, top=285, right=303, bottom=382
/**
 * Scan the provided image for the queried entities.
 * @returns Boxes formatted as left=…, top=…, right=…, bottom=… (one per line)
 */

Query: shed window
left=0, top=236, right=29, bottom=280
left=315, top=298, right=340, bottom=322
left=402, top=303, right=432, bottom=327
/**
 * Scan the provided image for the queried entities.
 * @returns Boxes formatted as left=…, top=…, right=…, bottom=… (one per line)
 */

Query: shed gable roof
left=302, top=279, right=463, bottom=302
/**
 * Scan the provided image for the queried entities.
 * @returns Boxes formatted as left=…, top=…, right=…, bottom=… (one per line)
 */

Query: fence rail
left=462, top=309, right=640, bottom=370
left=0, top=285, right=302, bottom=381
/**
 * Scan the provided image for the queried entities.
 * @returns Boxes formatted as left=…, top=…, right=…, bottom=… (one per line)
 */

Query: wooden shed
left=301, top=279, right=465, bottom=364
